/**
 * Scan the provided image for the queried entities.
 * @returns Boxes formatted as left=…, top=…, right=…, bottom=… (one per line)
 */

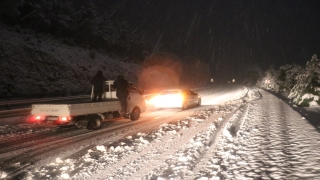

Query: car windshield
left=160, top=90, right=180, bottom=95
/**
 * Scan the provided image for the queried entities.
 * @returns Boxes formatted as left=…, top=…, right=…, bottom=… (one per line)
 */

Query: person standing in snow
left=91, top=70, right=106, bottom=102
left=112, top=75, right=129, bottom=115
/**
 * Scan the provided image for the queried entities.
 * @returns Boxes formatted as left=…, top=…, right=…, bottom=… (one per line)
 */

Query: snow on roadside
left=0, top=121, right=59, bottom=137
left=2, top=87, right=319, bottom=179
left=190, top=90, right=320, bottom=180
left=23, top=88, right=253, bottom=180
left=201, top=85, right=248, bottom=106
left=26, top=107, right=227, bottom=179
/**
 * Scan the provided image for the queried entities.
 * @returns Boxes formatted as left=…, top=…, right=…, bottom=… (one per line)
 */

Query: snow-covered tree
left=257, top=54, right=319, bottom=107
left=288, top=54, right=320, bottom=106
left=277, top=64, right=303, bottom=95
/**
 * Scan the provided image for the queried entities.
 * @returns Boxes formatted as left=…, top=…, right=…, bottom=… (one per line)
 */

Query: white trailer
left=29, top=80, right=147, bottom=130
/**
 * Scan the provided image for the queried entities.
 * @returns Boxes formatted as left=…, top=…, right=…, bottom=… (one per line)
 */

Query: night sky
left=101, top=0, right=320, bottom=80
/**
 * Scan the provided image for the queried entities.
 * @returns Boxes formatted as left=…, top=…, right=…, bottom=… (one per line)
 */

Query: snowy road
left=190, top=90, right=320, bottom=180
left=0, top=85, right=320, bottom=180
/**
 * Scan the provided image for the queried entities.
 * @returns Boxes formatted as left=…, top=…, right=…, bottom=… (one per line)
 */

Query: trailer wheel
left=130, top=107, right=140, bottom=121
left=87, top=116, right=102, bottom=130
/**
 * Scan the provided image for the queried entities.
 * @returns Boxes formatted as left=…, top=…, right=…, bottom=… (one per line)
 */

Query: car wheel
left=130, top=107, right=140, bottom=121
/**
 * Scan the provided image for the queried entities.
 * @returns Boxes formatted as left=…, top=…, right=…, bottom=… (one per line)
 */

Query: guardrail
left=0, top=95, right=91, bottom=110
left=0, top=108, right=31, bottom=119
left=0, top=94, right=156, bottom=119
left=0, top=95, right=92, bottom=119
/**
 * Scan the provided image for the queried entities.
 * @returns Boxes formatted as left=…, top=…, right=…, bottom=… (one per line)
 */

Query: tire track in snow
left=0, top=118, right=158, bottom=179
left=185, top=102, right=249, bottom=180
left=190, top=90, right=320, bottom=179
left=89, top=111, right=226, bottom=180
left=139, top=103, right=243, bottom=179
left=183, top=88, right=258, bottom=179
left=133, top=90, right=252, bottom=179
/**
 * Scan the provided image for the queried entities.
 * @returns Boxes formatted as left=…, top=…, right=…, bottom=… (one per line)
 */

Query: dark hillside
left=0, top=25, right=143, bottom=98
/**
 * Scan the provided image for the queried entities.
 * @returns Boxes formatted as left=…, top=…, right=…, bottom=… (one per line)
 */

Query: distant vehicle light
left=265, top=79, right=270, bottom=84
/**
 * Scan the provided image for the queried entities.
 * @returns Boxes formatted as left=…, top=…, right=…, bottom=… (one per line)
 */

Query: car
left=150, top=89, right=201, bottom=110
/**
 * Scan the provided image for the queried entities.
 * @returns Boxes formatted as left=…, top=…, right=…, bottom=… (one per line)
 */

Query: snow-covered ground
left=0, top=24, right=143, bottom=98
left=191, top=90, right=320, bottom=180
left=1, top=85, right=320, bottom=180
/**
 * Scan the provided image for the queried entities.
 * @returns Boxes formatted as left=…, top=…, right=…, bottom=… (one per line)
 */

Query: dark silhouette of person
left=91, top=70, right=106, bottom=102
left=112, top=75, right=129, bottom=115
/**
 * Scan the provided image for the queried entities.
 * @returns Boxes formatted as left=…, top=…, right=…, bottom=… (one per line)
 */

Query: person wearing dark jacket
left=112, top=75, right=129, bottom=115
left=91, top=70, right=106, bottom=102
